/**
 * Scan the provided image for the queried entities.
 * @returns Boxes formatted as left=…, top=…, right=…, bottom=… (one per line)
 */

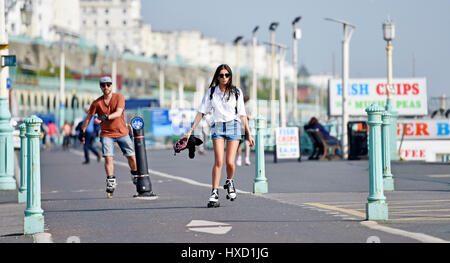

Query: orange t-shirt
left=88, top=93, right=129, bottom=138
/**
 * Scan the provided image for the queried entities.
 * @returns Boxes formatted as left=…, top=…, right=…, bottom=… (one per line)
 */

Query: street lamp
left=325, top=17, right=356, bottom=160
left=234, top=36, right=243, bottom=88
left=382, top=18, right=399, bottom=161
left=251, top=26, right=259, bottom=117
left=292, top=16, right=302, bottom=125
left=269, top=22, right=279, bottom=129
left=0, top=0, right=17, bottom=190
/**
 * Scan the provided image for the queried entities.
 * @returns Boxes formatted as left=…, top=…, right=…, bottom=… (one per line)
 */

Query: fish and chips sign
left=328, top=78, right=427, bottom=116
left=275, top=127, right=300, bottom=161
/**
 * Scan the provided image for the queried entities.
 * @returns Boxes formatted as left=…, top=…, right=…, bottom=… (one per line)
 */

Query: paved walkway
left=1, top=147, right=449, bottom=243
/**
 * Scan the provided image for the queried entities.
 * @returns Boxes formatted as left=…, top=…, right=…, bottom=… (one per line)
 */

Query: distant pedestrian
left=79, top=76, right=138, bottom=198
left=80, top=110, right=101, bottom=165
left=62, top=121, right=72, bottom=150
left=41, top=122, right=48, bottom=147
left=47, top=120, right=58, bottom=147
left=236, top=95, right=253, bottom=166
left=183, top=64, right=254, bottom=208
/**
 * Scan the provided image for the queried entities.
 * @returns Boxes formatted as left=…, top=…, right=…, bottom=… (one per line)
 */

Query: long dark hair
left=209, top=64, right=239, bottom=101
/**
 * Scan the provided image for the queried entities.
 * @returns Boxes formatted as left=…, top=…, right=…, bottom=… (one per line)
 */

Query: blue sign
left=6, top=78, right=11, bottom=89
left=131, top=117, right=144, bottom=130
left=150, top=109, right=172, bottom=136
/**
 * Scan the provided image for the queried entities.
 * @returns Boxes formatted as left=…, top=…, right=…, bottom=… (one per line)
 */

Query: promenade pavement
left=1, top=146, right=449, bottom=243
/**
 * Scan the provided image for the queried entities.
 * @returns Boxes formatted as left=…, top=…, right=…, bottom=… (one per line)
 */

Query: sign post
left=130, top=116, right=157, bottom=199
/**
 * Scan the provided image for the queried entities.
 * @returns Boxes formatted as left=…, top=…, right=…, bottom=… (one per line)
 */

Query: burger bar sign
left=328, top=78, right=427, bottom=116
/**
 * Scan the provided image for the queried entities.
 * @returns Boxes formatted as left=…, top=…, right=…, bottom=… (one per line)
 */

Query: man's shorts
left=211, top=120, right=242, bottom=141
left=101, top=135, right=135, bottom=157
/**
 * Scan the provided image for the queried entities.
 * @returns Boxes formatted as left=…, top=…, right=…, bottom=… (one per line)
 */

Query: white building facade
left=5, top=0, right=80, bottom=42
left=79, top=0, right=143, bottom=54
left=4, top=0, right=296, bottom=83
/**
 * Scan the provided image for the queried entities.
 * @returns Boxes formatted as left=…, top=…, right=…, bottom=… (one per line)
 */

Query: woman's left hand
left=248, top=135, right=255, bottom=147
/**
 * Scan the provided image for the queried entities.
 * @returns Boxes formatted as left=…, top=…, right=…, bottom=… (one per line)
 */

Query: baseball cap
left=99, top=76, right=112, bottom=84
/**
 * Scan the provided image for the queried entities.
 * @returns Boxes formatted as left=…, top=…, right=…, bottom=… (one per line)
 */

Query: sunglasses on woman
left=219, top=73, right=230, bottom=79
left=100, top=83, right=112, bottom=88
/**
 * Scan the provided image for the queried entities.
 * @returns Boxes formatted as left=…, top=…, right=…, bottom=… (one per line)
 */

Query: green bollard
left=254, top=116, right=268, bottom=194
left=382, top=111, right=394, bottom=191
left=0, top=97, right=16, bottom=190
left=24, top=115, right=44, bottom=234
left=18, top=123, right=27, bottom=203
left=365, top=105, right=388, bottom=221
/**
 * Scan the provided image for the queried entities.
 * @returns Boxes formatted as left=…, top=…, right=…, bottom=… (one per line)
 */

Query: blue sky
left=141, top=0, right=450, bottom=100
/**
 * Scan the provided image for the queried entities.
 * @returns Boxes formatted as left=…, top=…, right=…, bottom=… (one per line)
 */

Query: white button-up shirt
left=198, top=86, right=247, bottom=125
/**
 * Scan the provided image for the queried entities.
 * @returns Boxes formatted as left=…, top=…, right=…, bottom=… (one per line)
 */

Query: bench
left=306, top=128, right=342, bottom=160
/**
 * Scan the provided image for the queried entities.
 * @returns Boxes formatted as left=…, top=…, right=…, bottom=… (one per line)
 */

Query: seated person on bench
left=304, top=117, right=339, bottom=159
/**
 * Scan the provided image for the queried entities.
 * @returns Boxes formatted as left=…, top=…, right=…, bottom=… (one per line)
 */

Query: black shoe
left=82, top=161, right=90, bottom=165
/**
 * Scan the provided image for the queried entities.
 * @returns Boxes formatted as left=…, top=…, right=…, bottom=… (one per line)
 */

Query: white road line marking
left=186, top=220, right=232, bottom=235
left=33, top=233, right=53, bottom=243
left=427, top=174, right=450, bottom=178
left=361, top=221, right=449, bottom=243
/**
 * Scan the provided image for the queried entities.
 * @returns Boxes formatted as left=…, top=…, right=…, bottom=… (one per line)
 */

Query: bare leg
left=225, top=140, right=241, bottom=180
left=212, top=139, right=225, bottom=189
left=245, top=140, right=251, bottom=159
left=126, top=155, right=137, bottom=172
left=104, top=156, right=114, bottom=177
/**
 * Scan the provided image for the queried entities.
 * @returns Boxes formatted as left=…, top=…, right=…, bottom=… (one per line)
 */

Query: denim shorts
left=211, top=120, right=242, bottom=141
left=101, top=135, right=135, bottom=157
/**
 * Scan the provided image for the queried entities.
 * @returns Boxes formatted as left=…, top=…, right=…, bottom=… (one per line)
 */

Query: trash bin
left=347, top=121, right=368, bottom=160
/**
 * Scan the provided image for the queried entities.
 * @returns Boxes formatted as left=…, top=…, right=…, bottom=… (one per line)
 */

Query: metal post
left=270, top=29, right=276, bottom=130
left=0, top=0, right=16, bottom=190
left=382, top=111, right=394, bottom=191
left=24, top=115, right=44, bottom=234
left=112, top=60, right=117, bottom=93
left=159, top=68, right=165, bottom=107
left=251, top=27, right=259, bottom=117
left=178, top=81, right=184, bottom=108
left=385, top=42, right=399, bottom=161
left=18, top=123, right=27, bottom=203
left=234, top=36, right=242, bottom=88
left=59, top=50, right=65, bottom=129
left=254, top=116, right=268, bottom=193
left=365, top=105, right=388, bottom=221
left=130, top=116, right=156, bottom=199
left=341, top=25, right=350, bottom=160
left=325, top=18, right=355, bottom=160
left=383, top=19, right=399, bottom=161
left=292, top=17, right=301, bottom=124
left=278, top=49, right=286, bottom=127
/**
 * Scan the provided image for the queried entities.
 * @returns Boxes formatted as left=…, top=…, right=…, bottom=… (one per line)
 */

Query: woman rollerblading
left=182, top=64, right=254, bottom=208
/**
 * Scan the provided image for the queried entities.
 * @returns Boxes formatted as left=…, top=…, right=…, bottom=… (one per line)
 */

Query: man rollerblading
left=224, top=179, right=237, bottom=201
left=80, top=76, right=139, bottom=199
left=207, top=189, right=220, bottom=208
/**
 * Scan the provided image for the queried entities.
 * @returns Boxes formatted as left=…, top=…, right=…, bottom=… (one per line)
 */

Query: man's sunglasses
left=100, top=83, right=112, bottom=88
left=219, top=73, right=231, bottom=79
